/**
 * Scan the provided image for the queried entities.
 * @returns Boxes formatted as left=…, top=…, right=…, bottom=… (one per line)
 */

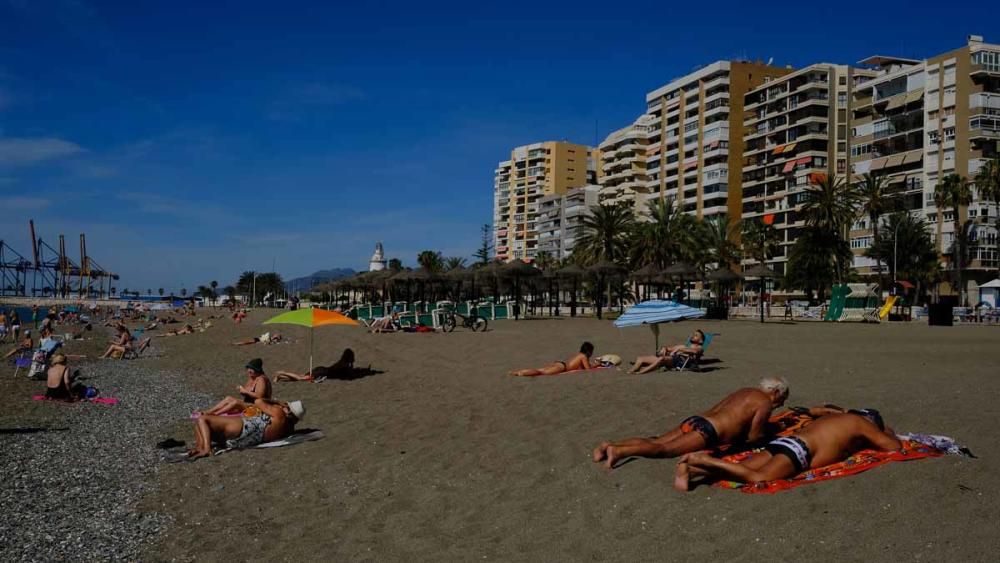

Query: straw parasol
left=556, top=264, right=586, bottom=317
left=662, top=261, right=698, bottom=305
left=501, top=260, right=541, bottom=320
left=587, top=261, right=626, bottom=319
left=631, top=263, right=661, bottom=301
left=743, top=264, right=778, bottom=323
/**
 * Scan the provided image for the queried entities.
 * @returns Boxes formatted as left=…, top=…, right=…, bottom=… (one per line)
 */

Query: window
left=839, top=76, right=847, bottom=86
left=838, top=92, right=847, bottom=108
left=944, top=127, right=956, bottom=141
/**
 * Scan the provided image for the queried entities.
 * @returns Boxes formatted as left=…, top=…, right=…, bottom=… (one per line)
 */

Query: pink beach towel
left=32, top=395, right=119, bottom=405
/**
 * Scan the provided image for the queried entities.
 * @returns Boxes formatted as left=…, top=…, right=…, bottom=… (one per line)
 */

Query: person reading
left=187, top=399, right=305, bottom=459
left=673, top=408, right=900, bottom=491
left=592, top=377, right=790, bottom=469
left=627, top=329, right=706, bottom=374
left=508, top=342, right=595, bottom=377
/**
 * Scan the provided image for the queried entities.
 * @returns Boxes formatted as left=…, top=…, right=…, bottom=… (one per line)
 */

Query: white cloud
left=0, top=137, right=85, bottom=165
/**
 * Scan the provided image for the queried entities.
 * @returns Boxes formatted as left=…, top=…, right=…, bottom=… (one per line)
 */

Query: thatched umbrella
left=662, top=261, right=698, bottom=305
left=707, top=267, right=743, bottom=313
left=476, top=261, right=504, bottom=303
left=587, top=261, right=626, bottom=320
left=557, top=264, right=586, bottom=317
left=389, top=269, right=414, bottom=308
left=407, top=267, right=438, bottom=310
left=444, top=266, right=470, bottom=302
left=743, top=264, right=778, bottom=323
left=542, top=269, right=559, bottom=316
left=501, top=260, right=541, bottom=320
left=631, top=263, right=661, bottom=301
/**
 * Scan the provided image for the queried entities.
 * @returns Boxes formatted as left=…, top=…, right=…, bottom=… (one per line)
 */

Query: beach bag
left=27, top=349, right=48, bottom=380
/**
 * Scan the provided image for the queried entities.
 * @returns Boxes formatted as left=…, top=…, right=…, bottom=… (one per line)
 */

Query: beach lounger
left=12, top=350, right=32, bottom=378
left=672, top=332, right=716, bottom=372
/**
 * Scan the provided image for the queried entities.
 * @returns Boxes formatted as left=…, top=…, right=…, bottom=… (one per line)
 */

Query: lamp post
left=892, top=218, right=902, bottom=286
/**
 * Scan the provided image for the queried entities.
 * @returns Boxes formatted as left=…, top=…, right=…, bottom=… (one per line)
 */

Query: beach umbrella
left=263, top=308, right=360, bottom=374
left=662, top=262, right=698, bottom=305
left=743, top=264, right=778, bottom=323
left=613, top=299, right=706, bottom=349
left=444, top=266, right=470, bottom=302
left=501, top=260, right=541, bottom=320
left=557, top=264, right=585, bottom=317
left=477, top=262, right=504, bottom=303
left=631, top=263, right=660, bottom=301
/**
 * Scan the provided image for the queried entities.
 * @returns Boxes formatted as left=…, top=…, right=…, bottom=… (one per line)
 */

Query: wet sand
left=135, top=311, right=998, bottom=562
left=5, top=312, right=999, bottom=561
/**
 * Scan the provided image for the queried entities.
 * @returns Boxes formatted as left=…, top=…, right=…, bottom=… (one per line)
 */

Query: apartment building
left=741, top=63, right=861, bottom=275
left=849, top=36, right=1000, bottom=287
left=642, top=61, right=792, bottom=222
left=493, top=141, right=598, bottom=262
left=536, top=185, right=600, bottom=260
left=597, top=115, right=654, bottom=212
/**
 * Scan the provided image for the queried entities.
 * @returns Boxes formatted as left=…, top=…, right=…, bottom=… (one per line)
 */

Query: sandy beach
left=3, top=311, right=999, bottom=561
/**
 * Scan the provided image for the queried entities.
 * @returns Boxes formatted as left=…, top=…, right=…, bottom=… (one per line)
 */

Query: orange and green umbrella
left=264, top=308, right=360, bottom=373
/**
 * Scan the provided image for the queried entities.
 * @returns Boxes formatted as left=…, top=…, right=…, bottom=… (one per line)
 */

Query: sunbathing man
left=232, top=331, right=282, bottom=346
left=509, top=342, right=595, bottom=377
left=274, top=348, right=372, bottom=382
left=188, top=398, right=305, bottom=459
left=593, top=377, right=790, bottom=469
left=158, top=323, right=195, bottom=337
left=628, top=329, right=706, bottom=374
left=674, top=408, right=900, bottom=491
left=200, top=358, right=273, bottom=415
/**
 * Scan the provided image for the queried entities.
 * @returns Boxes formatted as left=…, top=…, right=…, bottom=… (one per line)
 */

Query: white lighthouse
left=369, top=242, right=387, bottom=272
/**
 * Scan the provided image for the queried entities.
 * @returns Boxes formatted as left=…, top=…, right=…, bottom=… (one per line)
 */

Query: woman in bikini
left=273, top=348, right=367, bottom=382
left=198, top=359, right=273, bottom=416
left=508, top=342, right=595, bottom=377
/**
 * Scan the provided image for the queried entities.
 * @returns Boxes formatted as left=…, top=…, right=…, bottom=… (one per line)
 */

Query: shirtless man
left=4, top=330, right=32, bottom=359
left=199, top=358, right=272, bottom=416
left=508, top=342, right=595, bottom=377
left=674, top=408, right=900, bottom=491
left=628, top=329, right=705, bottom=374
left=593, top=377, right=789, bottom=469
left=188, top=398, right=305, bottom=459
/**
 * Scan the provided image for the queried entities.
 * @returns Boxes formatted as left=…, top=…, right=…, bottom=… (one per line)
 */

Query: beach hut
left=978, top=279, right=1000, bottom=308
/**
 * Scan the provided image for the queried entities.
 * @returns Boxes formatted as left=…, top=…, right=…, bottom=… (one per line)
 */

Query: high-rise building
left=536, top=185, right=600, bottom=260
left=597, top=115, right=654, bottom=213
left=493, top=141, right=598, bottom=262
left=741, top=63, right=861, bottom=275
left=849, top=36, right=1000, bottom=288
left=642, top=61, right=792, bottom=222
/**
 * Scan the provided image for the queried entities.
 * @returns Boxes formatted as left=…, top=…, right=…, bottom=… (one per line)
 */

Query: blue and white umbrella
left=614, top=300, right=705, bottom=348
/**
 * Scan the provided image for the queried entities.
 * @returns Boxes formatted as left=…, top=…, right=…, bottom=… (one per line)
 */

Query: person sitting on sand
left=4, top=330, right=32, bottom=359
left=45, top=354, right=79, bottom=401
left=100, top=325, right=133, bottom=358
left=232, top=332, right=282, bottom=346
left=674, top=408, right=900, bottom=491
left=593, top=377, right=790, bottom=469
left=509, top=342, right=595, bottom=377
left=199, top=358, right=273, bottom=416
left=187, top=398, right=305, bottom=459
left=274, top=348, right=373, bottom=382
left=627, top=329, right=706, bottom=374
left=369, top=312, right=400, bottom=333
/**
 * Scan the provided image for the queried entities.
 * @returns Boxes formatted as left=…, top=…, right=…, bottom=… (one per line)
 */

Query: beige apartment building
left=849, top=36, right=1000, bottom=289
left=741, top=63, right=861, bottom=275
left=493, top=141, right=598, bottom=262
left=597, top=114, right=653, bottom=212
left=642, top=61, right=791, bottom=221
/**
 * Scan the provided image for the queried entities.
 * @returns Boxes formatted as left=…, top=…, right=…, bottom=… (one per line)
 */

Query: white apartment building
left=536, top=185, right=600, bottom=260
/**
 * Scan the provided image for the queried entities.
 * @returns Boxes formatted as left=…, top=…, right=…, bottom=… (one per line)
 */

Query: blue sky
left=0, top=0, right=993, bottom=293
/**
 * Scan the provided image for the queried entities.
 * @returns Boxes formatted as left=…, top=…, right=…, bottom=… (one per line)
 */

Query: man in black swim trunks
left=593, top=377, right=790, bottom=469
left=674, top=408, right=901, bottom=491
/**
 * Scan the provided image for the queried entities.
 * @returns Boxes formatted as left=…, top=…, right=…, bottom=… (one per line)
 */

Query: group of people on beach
left=188, top=358, right=306, bottom=459
left=594, top=378, right=900, bottom=491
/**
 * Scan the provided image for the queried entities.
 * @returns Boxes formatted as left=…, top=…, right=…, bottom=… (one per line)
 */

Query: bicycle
left=441, top=310, right=488, bottom=332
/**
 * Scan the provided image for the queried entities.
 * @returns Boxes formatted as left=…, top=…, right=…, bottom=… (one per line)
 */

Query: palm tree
left=443, top=256, right=466, bottom=271
left=224, top=285, right=237, bottom=305
left=628, top=197, right=693, bottom=269
left=575, top=202, right=635, bottom=265
left=703, top=213, right=741, bottom=269
left=867, top=213, right=939, bottom=296
left=180, top=287, right=187, bottom=298
left=210, top=280, right=219, bottom=305
left=974, top=159, right=1000, bottom=279
left=741, top=219, right=780, bottom=265
left=387, top=258, right=402, bottom=271
left=935, top=174, right=973, bottom=303
left=532, top=251, right=555, bottom=271
left=158, top=288, right=164, bottom=299
left=147, top=288, right=152, bottom=297
left=417, top=250, right=445, bottom=272
left=855, top=173, right=890, bottom=290
left=800, top=174, right=857, bottom=282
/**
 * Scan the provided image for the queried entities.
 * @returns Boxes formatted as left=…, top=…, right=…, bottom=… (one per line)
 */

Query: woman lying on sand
left=157, top=324, right=195, bottom=337
left=198, top=359, right=272, bottom=415
left=232, top=332, right=282, bottom=346
left=273, top=348, right=376, bottom=382
left=508, top=342, right=595, bottom=377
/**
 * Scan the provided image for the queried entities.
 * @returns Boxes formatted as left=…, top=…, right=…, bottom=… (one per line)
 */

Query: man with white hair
left=187, top=397, right=306, bottom=459
left=593, top=378, right=790, bottom=469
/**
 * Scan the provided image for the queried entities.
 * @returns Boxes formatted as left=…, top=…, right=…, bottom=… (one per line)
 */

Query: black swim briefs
left=680, top=415, right=719, bottom=447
